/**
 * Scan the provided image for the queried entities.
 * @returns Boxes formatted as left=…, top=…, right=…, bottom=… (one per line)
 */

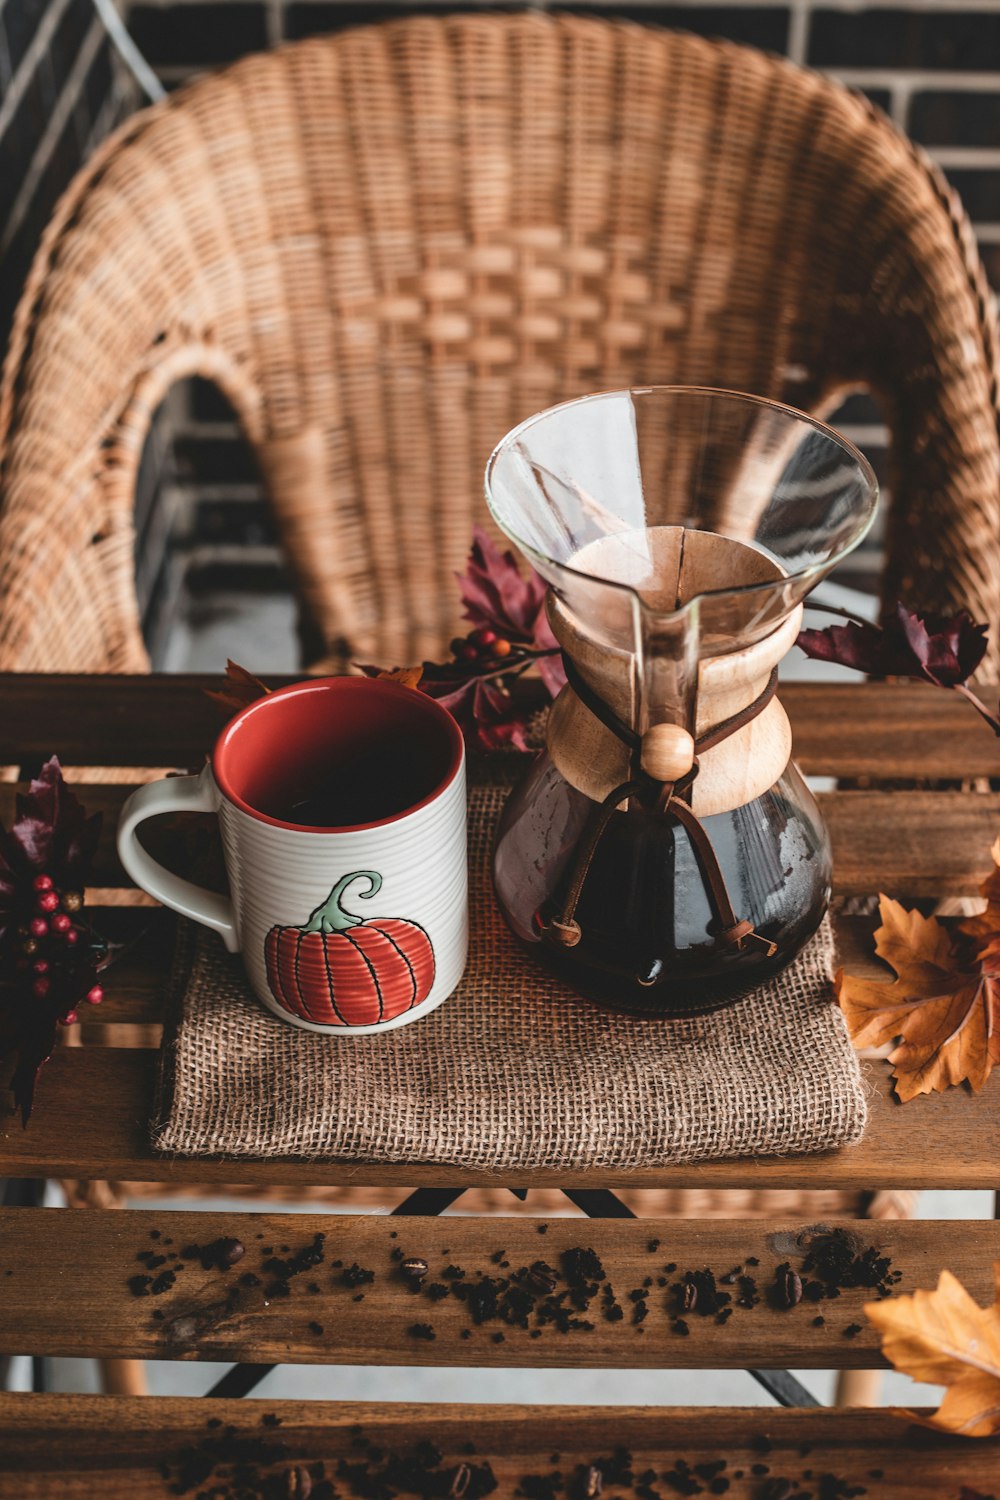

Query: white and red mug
left=116, top=677, right=468, bottom=1035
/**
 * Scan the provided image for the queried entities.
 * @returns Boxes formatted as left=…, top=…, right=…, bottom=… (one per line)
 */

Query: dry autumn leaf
left=204, top=659, right=272, bottom=715
left=866, top=1263, right=1000, bottom=1438
left=837, top=842, right=1000, bottom=1101
left=374, top=665, right=423, bottom=690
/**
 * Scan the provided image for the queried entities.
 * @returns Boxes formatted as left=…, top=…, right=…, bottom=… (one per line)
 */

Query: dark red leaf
left=895, top=602, right=989, bottom=687
left=457, top=526, right=548, bottom=645
left=798, top=602, right=988, bottom=689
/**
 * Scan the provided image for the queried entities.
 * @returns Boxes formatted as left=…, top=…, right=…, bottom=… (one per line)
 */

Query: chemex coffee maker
left=486, top=387, right=878, bottom=1016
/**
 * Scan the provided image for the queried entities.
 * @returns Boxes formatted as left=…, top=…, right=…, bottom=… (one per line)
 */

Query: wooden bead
left=641, top=723, right=695, bottom=782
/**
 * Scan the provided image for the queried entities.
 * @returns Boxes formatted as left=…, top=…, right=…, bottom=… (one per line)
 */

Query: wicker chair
left=0, top=15, right=998, bottom=672
left=2, top=14, right=995, bottom=1399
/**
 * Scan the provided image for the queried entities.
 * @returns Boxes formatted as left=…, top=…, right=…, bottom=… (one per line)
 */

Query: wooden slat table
left=1, top=674, right=999, bottom=1497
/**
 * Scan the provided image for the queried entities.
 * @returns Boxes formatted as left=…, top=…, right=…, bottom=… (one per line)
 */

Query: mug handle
left=116, top=764, right=238, bottom=951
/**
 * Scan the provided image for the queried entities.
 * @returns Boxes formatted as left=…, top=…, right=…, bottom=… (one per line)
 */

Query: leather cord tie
left=541, top=655, right=780, bottom=970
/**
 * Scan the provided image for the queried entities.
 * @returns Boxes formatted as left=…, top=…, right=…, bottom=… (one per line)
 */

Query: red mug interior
left=213, top=677, right=464, bottom=832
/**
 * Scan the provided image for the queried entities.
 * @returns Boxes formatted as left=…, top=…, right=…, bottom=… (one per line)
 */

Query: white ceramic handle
left=116, top=765, right=238, bottom=951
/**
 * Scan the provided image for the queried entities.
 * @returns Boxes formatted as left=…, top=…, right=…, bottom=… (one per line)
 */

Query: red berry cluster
left=19, top=874, right=102, bottom=1024
left=449, top=627, right=514, bottom=665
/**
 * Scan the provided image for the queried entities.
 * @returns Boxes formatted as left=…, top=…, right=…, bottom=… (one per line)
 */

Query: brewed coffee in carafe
left=485, top=388, right=878, bottom=1016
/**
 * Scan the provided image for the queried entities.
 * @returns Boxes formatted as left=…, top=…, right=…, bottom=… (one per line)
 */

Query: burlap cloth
left=154, top=763, right=867, bottom=1168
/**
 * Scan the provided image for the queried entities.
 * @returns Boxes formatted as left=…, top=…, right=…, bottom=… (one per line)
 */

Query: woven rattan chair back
left=1, top=13, right=998, bottom=672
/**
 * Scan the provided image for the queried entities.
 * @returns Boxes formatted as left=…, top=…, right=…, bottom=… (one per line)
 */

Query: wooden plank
left=785, top=679, right=1000, bottom=780
left=0, top=784, right=220, bottom=890
left=823, top=790, right=1000, bottom=896
left=0, top=1031, right=996, bottom=1190
left=39, top=913, right=914, bottom=1032
left=0, top=1209, right=991, bottom=1367
left=2, top=782, right=996, bottom=897
left=68, top=915, right=911, bottom=1033
left=3, top=673, right=999, bottom=781
left=76, top=908, right=174, bottom=1028
left=1, top=1396, right=994, bottom=1500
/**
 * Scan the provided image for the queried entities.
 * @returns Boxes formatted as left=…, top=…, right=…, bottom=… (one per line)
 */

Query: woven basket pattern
left=0, top=15, right=998, bottom=672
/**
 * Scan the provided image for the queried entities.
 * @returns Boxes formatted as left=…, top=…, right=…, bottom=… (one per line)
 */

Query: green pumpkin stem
left=302, top=870, right=382, bottom=934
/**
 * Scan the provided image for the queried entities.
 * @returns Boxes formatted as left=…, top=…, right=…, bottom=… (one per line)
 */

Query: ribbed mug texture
left=218, top=756, right=468, bottom=1034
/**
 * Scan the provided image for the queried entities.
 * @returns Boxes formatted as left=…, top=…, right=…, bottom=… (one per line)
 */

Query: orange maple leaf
left=866, top=1262, right=1000, bottom=1438
left=837, top=845, right=1000, bottom=1100
left=204, top=660, right=272, bottom=716
left=374, top=666, right=423, bottom=690
left=960, top=836, right=1000, bottom=967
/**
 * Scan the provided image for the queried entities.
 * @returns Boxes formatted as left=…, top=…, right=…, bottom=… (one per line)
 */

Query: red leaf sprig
left=362, top=527, right=566, bottom=751
left=0, top=757, right=107, bottom=1124
left=798, top=601, right=998, bottom=733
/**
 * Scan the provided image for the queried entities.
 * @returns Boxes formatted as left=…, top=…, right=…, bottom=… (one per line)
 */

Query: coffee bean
left=217, top=1238, right=245, bottom=1268
left=681, top=1280, right=698, bottom=1312
left=401, top=1257, right=429, bottom=1285
left=449, top=1462, right=473, bottom=1498
left=287, top=1463, right=313, bottom=1498
left=758, top=1480, right=794, bottom=1500
left=777, top=1269, right=802, bottom=1308
left=528, top=1264, right=557, bottom=1295
left=585, top=1466, right=603, bottom=1497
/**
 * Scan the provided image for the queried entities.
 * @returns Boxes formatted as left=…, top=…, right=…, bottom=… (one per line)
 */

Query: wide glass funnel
left=485, top=387, right=878, bottom=1015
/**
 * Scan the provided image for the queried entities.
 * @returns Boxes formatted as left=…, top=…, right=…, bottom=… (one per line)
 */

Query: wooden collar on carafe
left=542, top=654, right=780, bottom=963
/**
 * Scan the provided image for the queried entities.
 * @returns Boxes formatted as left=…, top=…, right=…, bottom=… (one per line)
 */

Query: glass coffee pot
left=486, top=387, right=878, bottom=1016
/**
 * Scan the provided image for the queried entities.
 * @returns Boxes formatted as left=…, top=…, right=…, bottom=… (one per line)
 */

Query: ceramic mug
left=116, top=677, right=468, bottom=1035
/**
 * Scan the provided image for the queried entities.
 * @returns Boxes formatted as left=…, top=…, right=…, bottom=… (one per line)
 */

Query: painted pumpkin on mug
left=264, top=870, right=435, bottom=1026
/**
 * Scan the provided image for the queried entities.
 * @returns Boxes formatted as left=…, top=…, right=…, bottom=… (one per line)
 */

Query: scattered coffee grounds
left=341, top=1262, right=376, bottom=1288
left=671, top=1318, right=689, bottom=1336
left=647, top=1239, right=661, bottom=1253
left=521, top=1470, right=566, bottom=1494
left=179, top=1237, right=248, bottom=1272
left=812, top=1316, right=825, bottom=1328
left=662, top=1457, right=702, bottom=1496
left=537, top=1224, right=549, bottom=1234
left=800, top=1229, right=900, bottom=1299
left=563, top=1248, right=606, bottom=1286
left=408, top=1322, right=436, bottom=1340
left=736, top=1276, right=760, bottom=1311
left=309, top=1321, right=324, bottom=1336
left=842, top=1322, right=863, bottom=1338
left=162, top=1418, right=503, bottom=1500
